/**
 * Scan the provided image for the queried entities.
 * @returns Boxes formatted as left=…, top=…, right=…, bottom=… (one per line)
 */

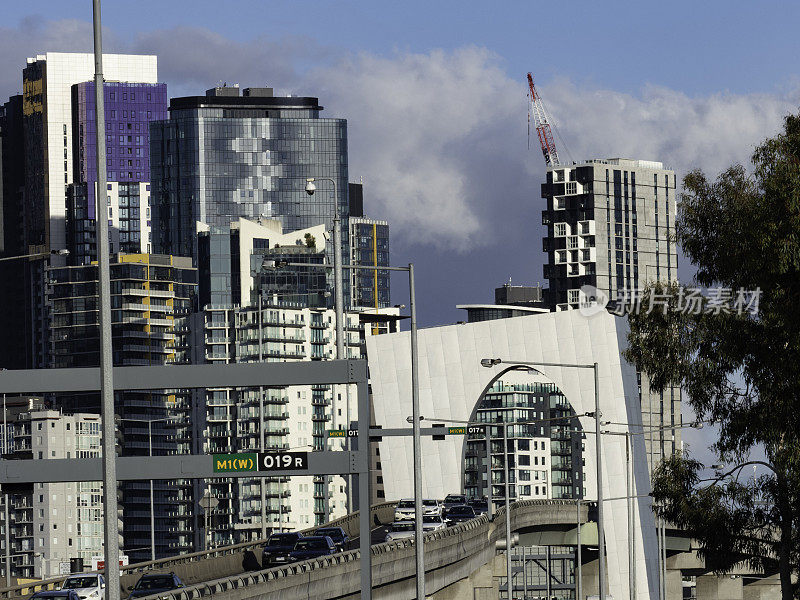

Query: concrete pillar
left=696, top=574, right=743, bottom=600
left=431, top=554, right=501, bottom=600
left=742, top=576, right=781, bottom=600
left=665, top=568, right=683, bottom=600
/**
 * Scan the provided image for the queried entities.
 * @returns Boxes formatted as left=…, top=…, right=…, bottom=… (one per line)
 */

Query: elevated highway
left=0, top=500, right=782, bottom=600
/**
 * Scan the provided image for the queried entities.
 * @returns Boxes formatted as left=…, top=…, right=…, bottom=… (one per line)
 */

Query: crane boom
left=527, top=72, right=560, bottom=167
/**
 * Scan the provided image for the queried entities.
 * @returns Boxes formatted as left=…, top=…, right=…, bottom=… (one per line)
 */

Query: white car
left=422, top=515, right=446, bottom=532
left=384, top=521, right=416, bottom=542
left=422, top=499, right=442, bottom=516
left=394, top=499, right=416, bottom=521
left=61, top=574, right=105, bottom=600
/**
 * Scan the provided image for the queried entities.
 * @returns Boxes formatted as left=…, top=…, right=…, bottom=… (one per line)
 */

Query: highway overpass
left=0, top=499, right=781, bottom=599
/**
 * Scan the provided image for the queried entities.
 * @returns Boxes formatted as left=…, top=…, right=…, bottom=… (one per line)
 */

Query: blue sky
left=2, top=1, right=795, bottom=463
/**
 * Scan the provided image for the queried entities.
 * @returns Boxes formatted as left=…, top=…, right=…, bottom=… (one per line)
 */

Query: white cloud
left=2, top=18, right=798, bottom=253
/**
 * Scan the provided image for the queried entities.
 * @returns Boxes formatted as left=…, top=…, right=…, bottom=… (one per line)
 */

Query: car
left=468, top=498, right=489, bottom=515
left=422, top=499, right=442, bottom=516
left=394, top=499, right=416, bottom=521
left=422, top=515, right=446, bottom=532
left=287, top=536, right=338, bottom=562
left=262, top=531, right=304, bottom=566
left=127, top=573, right=185, bottom=599
left=384, top=521, right=416, bottom=542
left=29, top=592, right=81, bottom=600
left=314, top=527, right=349, bottom=551
left=61, top=574, right=105, bottom=600
left=444, top=504, right=476, bottom=525
left=442, top=494, right=468, bottom=511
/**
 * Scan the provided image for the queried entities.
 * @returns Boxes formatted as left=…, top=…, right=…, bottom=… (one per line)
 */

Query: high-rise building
left=464, top=378, right=583, bottom=505
left=348, top=217, right=390, bottom=311
left=0, top=95, right=27, bottom=369
left=65, top=80, right=168, bottom=265
left=540, top=158, right=680, bottom=462
left=46, top=253, right=197, bottom=561
left=150, top=86, right=348, bottom=266
left=21, top=53, right=158, bottom=255
left=15, top=52, right=159, bottom=368
left=188, top=215, right=399, bottom=543
left=1, top=409, right=104, bottom=580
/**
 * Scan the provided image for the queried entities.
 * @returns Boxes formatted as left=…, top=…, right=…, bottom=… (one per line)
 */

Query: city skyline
left=0, top=4, right=793, bottom=597
left=0, top=7, right=797, bottom=332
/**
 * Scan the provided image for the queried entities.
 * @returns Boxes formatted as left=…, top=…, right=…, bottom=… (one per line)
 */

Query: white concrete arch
left=365, top=309, right=658, bottom=600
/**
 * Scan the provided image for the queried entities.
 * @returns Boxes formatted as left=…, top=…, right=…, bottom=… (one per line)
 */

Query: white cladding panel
left=366, top=309, right=658, bottom=600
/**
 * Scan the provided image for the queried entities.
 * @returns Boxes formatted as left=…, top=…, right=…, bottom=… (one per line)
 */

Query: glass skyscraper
left=149, top=86, right=349, bottom=264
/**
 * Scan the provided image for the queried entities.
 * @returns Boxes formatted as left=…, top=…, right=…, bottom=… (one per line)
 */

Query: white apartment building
left=3, top=411, right=105, bottom=579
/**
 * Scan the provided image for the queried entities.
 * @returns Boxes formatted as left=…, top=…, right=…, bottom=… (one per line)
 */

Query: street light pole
left=3, top=394, right=9, bottom=586
left=503, top=421, right=512, bottom=600
left=593, top=362, right=606, bottom=600
left=485, top=425, right=493, bottom=520
left=258, top=295, right=267, bottom=539
left=0, top=249, right=69, bottom=263
left=305, top=176, right=340, bottom=523
left=91, top=3, right=121, bottom=598
left=408, top=263, right=425, bottom=600
left=480, top=358, right=605, bottom=600
left=148, top=421, right=155, bottom=563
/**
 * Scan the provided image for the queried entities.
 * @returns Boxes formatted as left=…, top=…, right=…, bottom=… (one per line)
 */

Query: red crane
left=527, top=72, right=560, bottom=168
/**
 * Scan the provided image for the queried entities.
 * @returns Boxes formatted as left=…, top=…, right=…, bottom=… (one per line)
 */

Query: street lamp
left=115, top=417, right=174, bottom=562
left=0, top=249, right=69, bottom=263
left=481, top=357, right=605, bottom=600
left=304, top=176, right=343, bottom=526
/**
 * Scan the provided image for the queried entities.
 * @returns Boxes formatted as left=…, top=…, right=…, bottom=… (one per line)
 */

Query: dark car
left=314, top=526, right=349, bottom=551
left=262, top=531, right=304, bottom=566
left=443, top=494, right=467, bottom=511
left=469, top=498, right=489, bottom=515
left=444, top=504, right=476, bottom=525
left=127, top=573, right=184, bottom=599
left=29, top=592, right=81, bottom=600
left=288, top=536, right=338, bottom=562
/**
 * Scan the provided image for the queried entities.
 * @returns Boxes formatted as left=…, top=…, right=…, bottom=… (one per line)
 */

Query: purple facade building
left=67, top=81, right=167, bottom=264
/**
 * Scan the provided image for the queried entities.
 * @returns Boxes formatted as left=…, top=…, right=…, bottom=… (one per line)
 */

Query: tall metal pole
left=485, top=425, right=493, bottom=521
left=625, top=431, right=636, bottom=598
left=660, top=519, right=667, bottom=600
left=3, top=394, right=9, bottom=586
left=148, top=421, right=155, bottom=562
left=409, top=264, right=425, bottom=600
left=331, top=182, right=342, bottom=523
left=503, top=422, right=512, bottom=600
left=626, top=433, right=635, bottom=600
left=522, top=546, right=527, bottom=600
left=594, top=363, right=605, bottom=600
left=258, top=296, right=267, bottom=539
left=576, top=499, right=582, bottom=600
left=92, top=3, right=121, bottom=598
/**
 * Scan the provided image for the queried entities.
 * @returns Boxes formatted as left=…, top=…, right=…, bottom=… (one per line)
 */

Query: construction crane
left=527, top=72, right=560, bottom=168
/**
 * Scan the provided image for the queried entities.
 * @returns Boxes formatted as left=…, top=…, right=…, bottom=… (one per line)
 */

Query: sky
left=2, top=0, right=798, bottom=463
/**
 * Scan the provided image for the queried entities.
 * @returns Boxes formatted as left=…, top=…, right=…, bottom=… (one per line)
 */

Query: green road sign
left=213, top=453, right=257, bottom=473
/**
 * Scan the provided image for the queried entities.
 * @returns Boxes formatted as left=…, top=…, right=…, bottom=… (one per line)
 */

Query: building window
left=554, top=223, right=567, bottom=237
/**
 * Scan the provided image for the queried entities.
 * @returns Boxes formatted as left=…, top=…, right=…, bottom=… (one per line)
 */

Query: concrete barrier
left=132, top=499, right=586, bottom=600
left=0, top=502, right=397, bottom=600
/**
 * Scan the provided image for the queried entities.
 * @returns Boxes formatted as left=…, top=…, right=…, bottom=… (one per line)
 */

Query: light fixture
left=480, top=358, right=502, bottom=368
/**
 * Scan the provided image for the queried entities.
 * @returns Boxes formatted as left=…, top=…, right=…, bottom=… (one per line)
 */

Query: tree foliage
left=624, top=113, right=800, bottom=598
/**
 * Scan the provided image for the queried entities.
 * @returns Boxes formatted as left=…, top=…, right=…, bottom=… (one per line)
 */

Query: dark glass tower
left=150, top=86, right=349, bottom=263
